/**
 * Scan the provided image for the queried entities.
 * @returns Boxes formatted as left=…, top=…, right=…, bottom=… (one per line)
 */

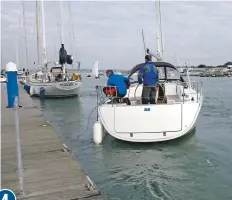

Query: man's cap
left=145, top=55, right=151, bottom=60
left=106, top=70, right=113, bottom=74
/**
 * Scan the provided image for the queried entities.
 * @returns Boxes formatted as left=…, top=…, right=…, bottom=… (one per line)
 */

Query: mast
left=185, top=62, right=192, bottom=89
left=68, top=1, right=78, bottom=68
left=146, top=1, right=163, bottom=61
left=56, top=12, right=61, bottom=44
left=159, top=1, right=164, bottom=59
left=22, top=0, right=28, bottom=71
left=68, top=1, right=74, bottom=58
left=41, top=0, right=48, bottom=67
left=59, top=0, right=65, bottom=75
left=15, top=19, right=20, bottom=69
left=1, top=50, right=2, bottom=70
left=36, top=0, right=40, bottom=67
left=60, top=0, right=64, bottom=44
left=155, top=0, right=163, bottom=61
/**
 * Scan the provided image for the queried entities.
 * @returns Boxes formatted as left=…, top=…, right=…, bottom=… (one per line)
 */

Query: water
left=33, top=77, right=232, bottom=200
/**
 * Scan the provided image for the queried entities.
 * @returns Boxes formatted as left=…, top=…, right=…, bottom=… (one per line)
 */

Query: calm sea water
left=33, top=76, right=232, bottom=200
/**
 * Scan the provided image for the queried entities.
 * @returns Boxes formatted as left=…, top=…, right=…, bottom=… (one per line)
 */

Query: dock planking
left=1, top=84, right=103, bottom=200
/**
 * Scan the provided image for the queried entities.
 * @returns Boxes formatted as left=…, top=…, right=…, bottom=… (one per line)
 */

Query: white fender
left=30, top=85, right=34, bottom=96
left=93, top=121, right=103, bottom=145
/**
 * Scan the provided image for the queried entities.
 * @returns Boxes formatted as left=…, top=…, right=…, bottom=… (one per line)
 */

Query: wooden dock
left=1, top=84, right=103, bottom=200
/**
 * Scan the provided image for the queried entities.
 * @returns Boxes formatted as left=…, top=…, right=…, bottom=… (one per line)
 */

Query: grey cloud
left=1, top=1, right=232, bottom=71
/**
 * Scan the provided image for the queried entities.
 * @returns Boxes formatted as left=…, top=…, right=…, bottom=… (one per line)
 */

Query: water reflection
left=87, top=128, right=199, bottom=199
left=35, top=77, right=232, bottom=200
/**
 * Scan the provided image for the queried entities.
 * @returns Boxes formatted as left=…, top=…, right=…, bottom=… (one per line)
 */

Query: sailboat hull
left=27, top=81, right=82, bottom=97
left=98, top=98, right=203, bottom=142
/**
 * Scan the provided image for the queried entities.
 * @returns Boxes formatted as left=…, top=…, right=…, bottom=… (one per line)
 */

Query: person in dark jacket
left=59, top=44, right=67, bottom=65
left=104, top=70, right=131, bottom=104
left=138, top=55, right=159, bottom=104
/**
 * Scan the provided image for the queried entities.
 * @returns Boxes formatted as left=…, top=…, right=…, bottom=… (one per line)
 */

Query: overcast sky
left=1, top=0, right=232, bottom=70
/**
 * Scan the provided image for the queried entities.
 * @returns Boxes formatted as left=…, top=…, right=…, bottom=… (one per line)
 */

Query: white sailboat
left=92, top=1, right=203, bottom=144
left=115, top=71, right=122, bottom=75
left=26, top=0, right=82, bottom=97
left=92, top=61, right=99, bottom=79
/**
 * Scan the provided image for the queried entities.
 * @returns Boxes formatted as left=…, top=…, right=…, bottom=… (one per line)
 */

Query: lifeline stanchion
left=96, top=85, right=99, bottom=121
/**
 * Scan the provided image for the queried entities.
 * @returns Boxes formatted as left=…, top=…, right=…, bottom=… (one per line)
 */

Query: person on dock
left=59, top=44, right=67, bottom=65
left=138, top=55, right=159, bottom=104
left=103, top=70, right=131, bottom=105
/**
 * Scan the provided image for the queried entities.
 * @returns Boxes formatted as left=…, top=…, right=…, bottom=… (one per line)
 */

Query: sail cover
left=59, top=46, right=67, bottom=64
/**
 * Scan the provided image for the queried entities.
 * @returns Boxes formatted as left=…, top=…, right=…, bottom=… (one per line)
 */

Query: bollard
left=6, top=62, right=19, bottom=108
left=14, top=96, right=24, bottom=196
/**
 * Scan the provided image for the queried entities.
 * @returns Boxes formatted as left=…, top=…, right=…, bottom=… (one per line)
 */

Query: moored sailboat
left=25, top=0, right=82, bottom=97
left=92, top=1, right=204, bottom=144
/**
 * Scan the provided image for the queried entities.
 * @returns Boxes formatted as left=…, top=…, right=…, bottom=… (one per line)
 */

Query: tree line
left=197, top=61, right=232, bottom=68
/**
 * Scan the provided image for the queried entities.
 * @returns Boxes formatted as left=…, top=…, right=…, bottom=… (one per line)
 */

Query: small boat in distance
left=99, top=71, right=104, bottom=76
left=0, top=75, right=6, bottom=83
left=17, top=69, right=24, bottom=76
left=115, top=71, right=122, bottom=75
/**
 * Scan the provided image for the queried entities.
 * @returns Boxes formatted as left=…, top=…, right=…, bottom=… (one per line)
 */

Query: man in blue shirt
left=104, top=70, right=130, bottom=104
left=138, top=55, right=159, bottom=104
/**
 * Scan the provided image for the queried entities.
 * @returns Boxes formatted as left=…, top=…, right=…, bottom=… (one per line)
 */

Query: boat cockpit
left=128, top=61, right=183, bottom=82
left=97, top=62, right=202, bottom=106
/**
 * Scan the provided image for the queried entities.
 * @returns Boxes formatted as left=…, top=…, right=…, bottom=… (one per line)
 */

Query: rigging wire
left=56, top=11, right=61, bottom=48
left=142, top=1, right=148, bottom=56
left=68, top=0, right=74, bottom=56
left=68, top=1, right=78, bottom=61
left=142, top=29, right=146, bottom=56
left=35, top=0, right=40, bottom=67
left=59, top=0, right=64, bottom=44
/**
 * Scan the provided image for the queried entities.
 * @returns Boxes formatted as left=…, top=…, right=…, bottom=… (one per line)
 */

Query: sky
left=1, top=0, right=232, bottom=70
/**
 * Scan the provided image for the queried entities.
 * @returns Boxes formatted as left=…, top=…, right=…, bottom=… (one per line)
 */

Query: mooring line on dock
left=76, top=105, right=98, bottom=138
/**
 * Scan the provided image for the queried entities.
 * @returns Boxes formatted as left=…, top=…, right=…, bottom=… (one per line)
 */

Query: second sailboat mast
left=36, top=0, right=40, bottom=67
left=41, top=0, right=48, bottom=67
left=22, top=0, right=28, bottom=71
left=59, top=0, right=65, bottom=75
